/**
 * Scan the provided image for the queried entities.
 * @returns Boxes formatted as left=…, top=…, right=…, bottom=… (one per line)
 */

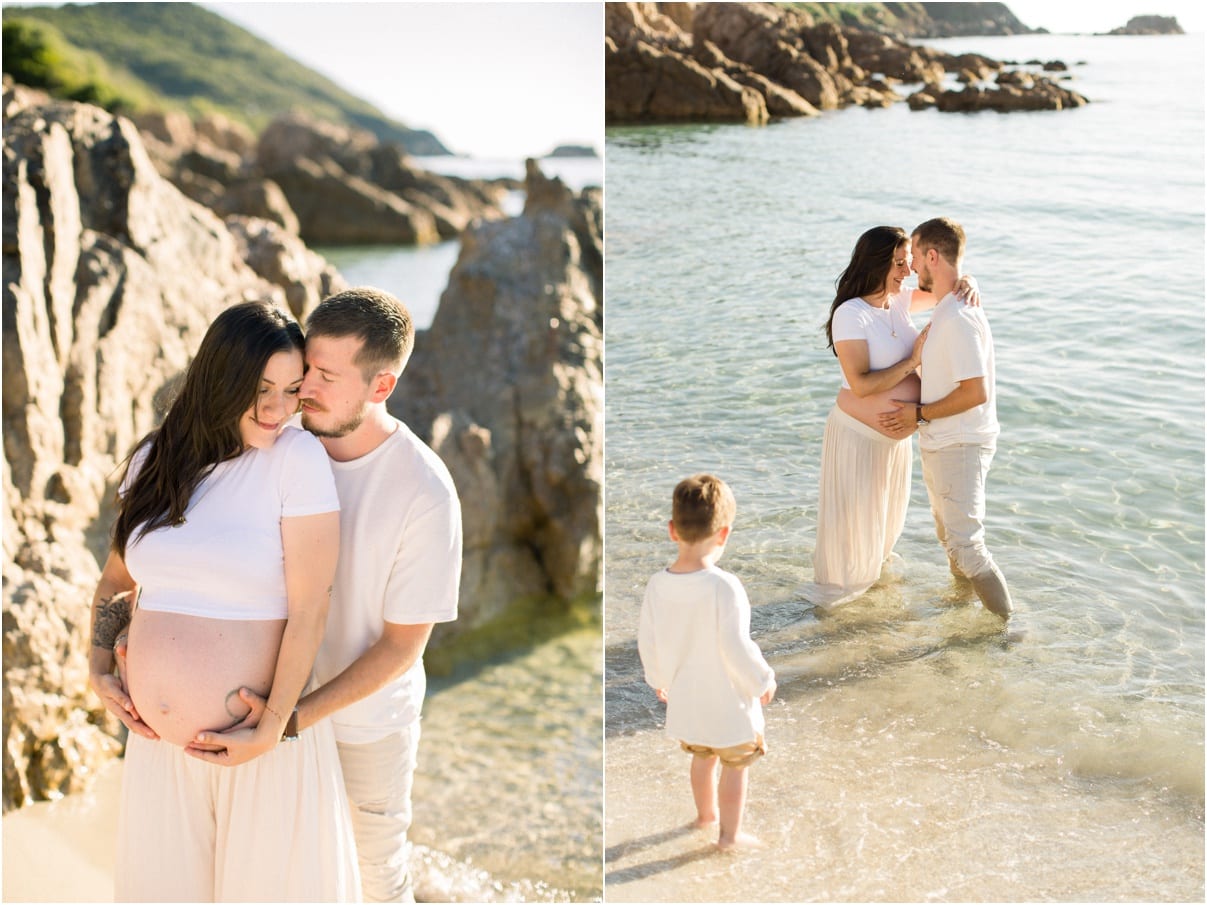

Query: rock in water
left=254, top=112, right=505, bottom=245
left=606, top=1, right=1087, bottom=123
left=392, top=161, right=602, bottom=635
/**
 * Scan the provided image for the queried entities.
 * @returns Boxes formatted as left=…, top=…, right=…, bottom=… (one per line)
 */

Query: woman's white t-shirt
left=122, top=426, right=339, bottom=620
left=831, top=288, right=919, bottom=389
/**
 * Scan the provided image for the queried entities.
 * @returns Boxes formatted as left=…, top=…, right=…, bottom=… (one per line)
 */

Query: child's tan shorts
left=680, top=733, right=766, bottom=768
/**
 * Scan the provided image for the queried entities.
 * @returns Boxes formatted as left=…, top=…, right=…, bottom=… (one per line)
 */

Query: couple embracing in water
left=816, top=216, right=1012, bottom=617
left=89, top=287, right=461, bottom=902
left=638, top=217, right=1011, bottom=852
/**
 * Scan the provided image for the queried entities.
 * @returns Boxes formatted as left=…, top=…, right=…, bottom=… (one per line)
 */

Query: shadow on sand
left=605, top=832, right=718, bottom=887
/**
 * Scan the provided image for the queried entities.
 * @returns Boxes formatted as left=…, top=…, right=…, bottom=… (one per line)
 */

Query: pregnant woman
left=87, top=300, right=360, bottom=901
left=812, top=225, right=976, bottom=605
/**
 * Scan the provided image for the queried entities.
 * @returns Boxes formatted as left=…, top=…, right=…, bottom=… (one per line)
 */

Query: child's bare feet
left=717, top=831, right=762, bottom=851
left=691, top=814, right=718, bottom=830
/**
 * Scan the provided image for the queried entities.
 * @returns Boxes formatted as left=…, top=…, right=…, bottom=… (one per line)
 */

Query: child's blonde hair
left=672, top=474, right=736, bottom=542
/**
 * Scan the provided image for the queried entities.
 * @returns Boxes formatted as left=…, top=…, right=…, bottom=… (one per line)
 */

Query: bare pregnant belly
left=125, top=609, right=284, bottom=747
left=837, top=373, right=921, bottom=439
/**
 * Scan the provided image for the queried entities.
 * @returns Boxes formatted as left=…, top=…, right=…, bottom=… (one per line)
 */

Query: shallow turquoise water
left=604, top=34, right=1204, bottom=902
left=416, top=628, right=602, bottom=901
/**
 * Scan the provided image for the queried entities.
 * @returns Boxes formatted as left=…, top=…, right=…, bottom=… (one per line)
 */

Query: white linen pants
left=813, top=406, right=912, bottom=597
left=920, top=442, right=1013, bottom=615
left=336, top=722, right=421, bottom=903
left=115, top=720, right=361, bottom=902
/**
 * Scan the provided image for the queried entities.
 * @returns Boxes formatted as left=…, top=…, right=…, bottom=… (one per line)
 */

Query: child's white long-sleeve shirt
left=638, top=565, right=776, bottom=748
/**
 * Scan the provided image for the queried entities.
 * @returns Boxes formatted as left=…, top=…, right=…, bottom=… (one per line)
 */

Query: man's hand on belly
left=878, top=399, right=918, bottom=437
left=185, top=687, right=269, bottom=755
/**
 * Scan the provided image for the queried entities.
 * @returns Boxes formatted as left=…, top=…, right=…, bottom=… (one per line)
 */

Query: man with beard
left=881, top=219, right=1012, bottom=617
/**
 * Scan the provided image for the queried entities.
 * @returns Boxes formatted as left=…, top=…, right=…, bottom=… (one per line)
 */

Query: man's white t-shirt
left=312, top=417, right=462, bottom=744
left=919, top=293, right=999, bottom=451
left=830, top=288, right=920, bottom=389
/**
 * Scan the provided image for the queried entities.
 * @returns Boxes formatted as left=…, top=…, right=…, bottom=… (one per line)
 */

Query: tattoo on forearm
left=92, top=592, right=132, bottom=649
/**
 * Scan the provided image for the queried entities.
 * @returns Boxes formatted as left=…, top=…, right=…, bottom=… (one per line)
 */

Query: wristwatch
left=281, top=707, right=300, bottom=741
left=915, top=404, right=929, bottom=425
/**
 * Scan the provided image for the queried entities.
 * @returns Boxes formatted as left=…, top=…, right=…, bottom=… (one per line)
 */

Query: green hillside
left=784, top=2, right=1032, bottom=36
left=2, top=2, right=449, bottom=154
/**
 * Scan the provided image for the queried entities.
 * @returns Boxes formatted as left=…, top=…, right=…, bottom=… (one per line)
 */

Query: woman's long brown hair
left=824, top=225, right=908, bottom=355
left=112, top=300, right=303, bottom=557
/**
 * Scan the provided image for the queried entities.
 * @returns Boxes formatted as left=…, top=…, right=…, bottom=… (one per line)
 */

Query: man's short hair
left=912, top=217, right=966, bottom=268
left=672, top=474, right=736, bottom=542
left=306, top=287, right=415, bottom=381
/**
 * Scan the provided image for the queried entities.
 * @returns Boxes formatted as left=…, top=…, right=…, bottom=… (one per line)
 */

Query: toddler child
left=638, top=474, right=776, bottom=850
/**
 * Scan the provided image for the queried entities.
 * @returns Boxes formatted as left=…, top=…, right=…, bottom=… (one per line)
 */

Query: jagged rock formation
left=3, top=92, right=269, bottom=810
left=392, top=161, right=603, bottom=634
left=606, top=2, right=813, bottom=123
left=606, top=2, right=1088, bottom=123
left=136, top=108, right=509, bottom=246
left=1, top=90, right=327, bottom=810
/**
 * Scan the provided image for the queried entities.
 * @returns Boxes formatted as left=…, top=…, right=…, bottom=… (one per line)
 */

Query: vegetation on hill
left=784, top=2, right=1032, bottom=36
left=1, top=2, right=448, bottom=153
left=2, top=15, right=160, bottom=111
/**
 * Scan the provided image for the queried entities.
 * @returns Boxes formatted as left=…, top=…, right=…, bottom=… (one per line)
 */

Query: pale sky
left=1004, top=0, right=1206, bottom=34
left=205, top=2, right=602, bottom=159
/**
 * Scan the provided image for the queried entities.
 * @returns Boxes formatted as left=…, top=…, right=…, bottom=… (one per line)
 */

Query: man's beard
left=301, top=404, right=366, bottom=438
left=917, top=271, right=933, bottom=292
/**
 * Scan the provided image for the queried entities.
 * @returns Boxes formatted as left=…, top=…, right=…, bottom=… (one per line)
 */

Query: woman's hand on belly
left=125, top=610, right=282, bottom=748
left=837, top=372, right=921, bottom=439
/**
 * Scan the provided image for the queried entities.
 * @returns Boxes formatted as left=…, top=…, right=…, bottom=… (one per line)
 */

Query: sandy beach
left=2, top=760, right=122, bottom=902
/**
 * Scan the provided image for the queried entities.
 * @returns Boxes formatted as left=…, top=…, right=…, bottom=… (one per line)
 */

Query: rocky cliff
left=3, top=86, right=600, bottom=809
left=606, top=2, right=1087, bottom=123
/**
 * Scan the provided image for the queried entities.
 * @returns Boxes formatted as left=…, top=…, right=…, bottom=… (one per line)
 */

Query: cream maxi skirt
left=811, top=405, right=912, bottom=605
left=115, top=717, right=361, bottom=902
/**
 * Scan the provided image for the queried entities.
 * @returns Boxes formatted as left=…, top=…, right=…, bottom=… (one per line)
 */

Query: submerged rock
left=913, top=71, right=1090, bottom=112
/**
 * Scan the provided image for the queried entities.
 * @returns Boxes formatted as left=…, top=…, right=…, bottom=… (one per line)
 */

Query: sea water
left=603, top=34, right=1204, bottom=902
left=415, top=627, right=602, bottom=902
